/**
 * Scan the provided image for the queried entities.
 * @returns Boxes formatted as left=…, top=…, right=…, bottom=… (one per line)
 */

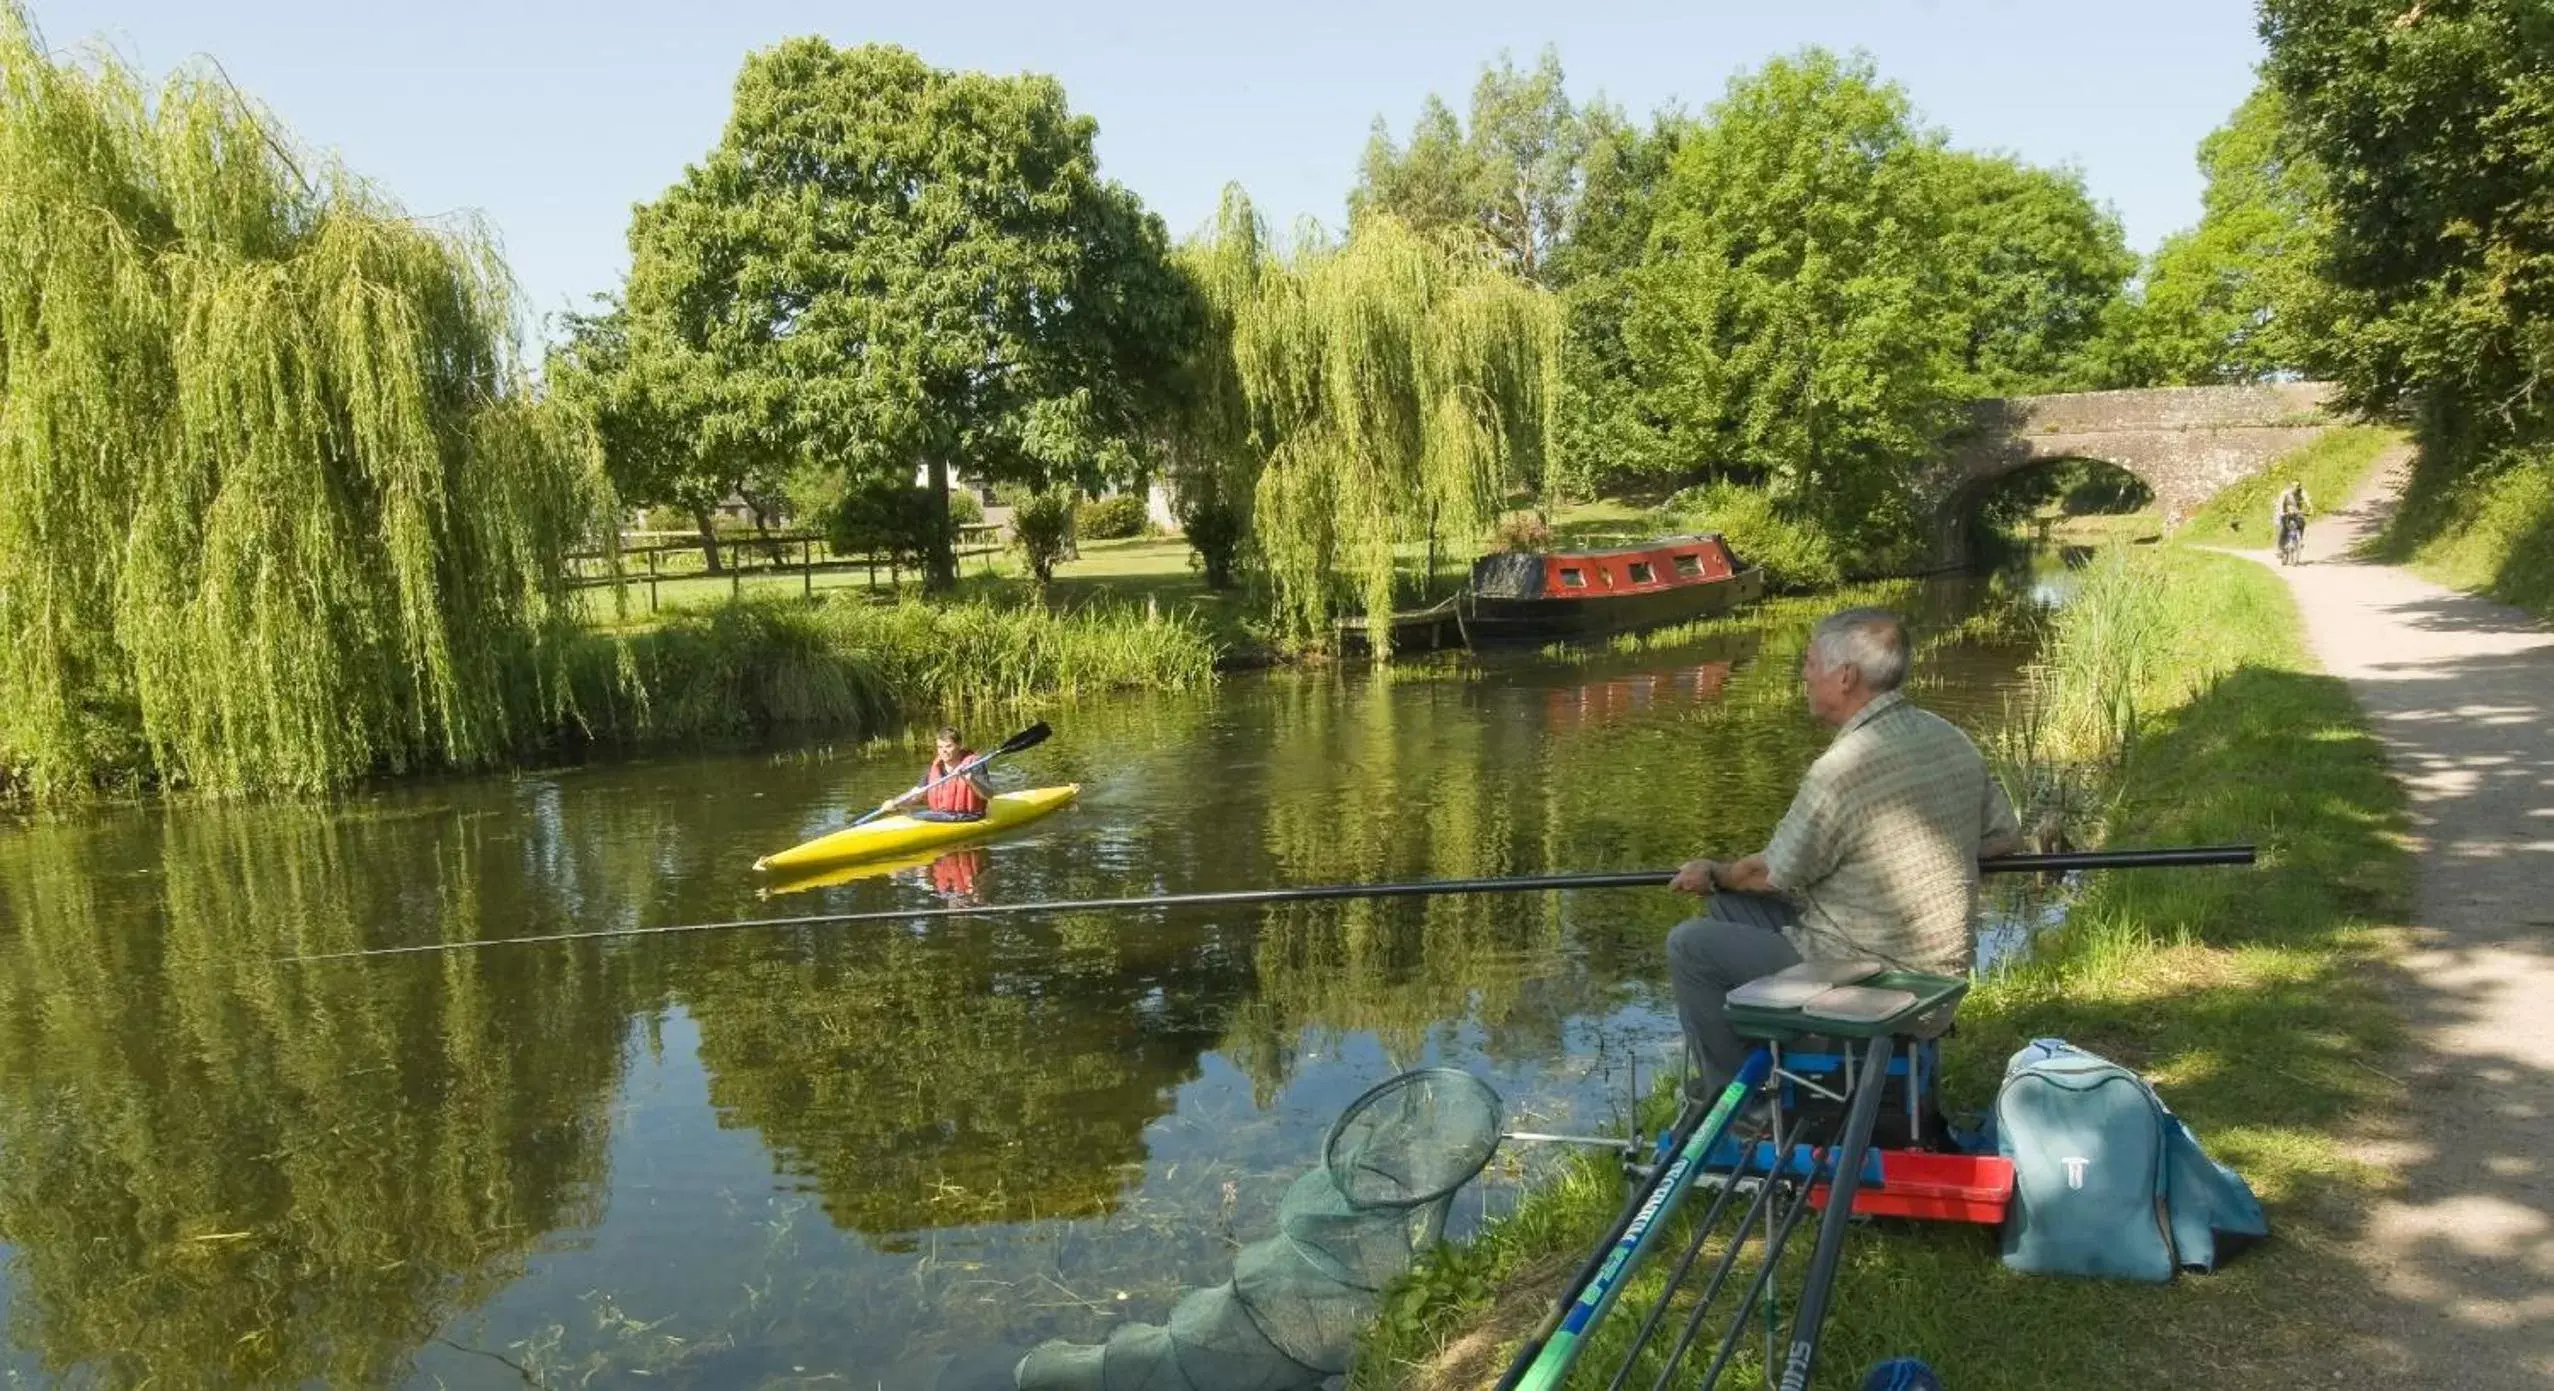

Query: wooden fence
left=567, top=525, right=1006, bottom=612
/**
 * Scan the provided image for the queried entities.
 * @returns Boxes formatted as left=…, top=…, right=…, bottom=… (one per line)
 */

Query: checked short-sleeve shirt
left=1761, top=690, right=2020, bottom=976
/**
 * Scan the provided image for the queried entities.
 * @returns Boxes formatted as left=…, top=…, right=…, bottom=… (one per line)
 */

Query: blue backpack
left=1992, top=1039, right=2267, bottom=1282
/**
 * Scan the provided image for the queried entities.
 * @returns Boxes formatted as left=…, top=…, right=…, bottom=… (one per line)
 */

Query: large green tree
left=1934, top=151, right=2137, bottom=395
left=608, top=40, right=1192, bottom=589
left=1547, top=111, right=1693, bottom=492
left=2261, top=0, right=2554, bottom=450
left=2094, top=84, right=2333, bottom=387
left=1619, top=50, right=1961, bottom=551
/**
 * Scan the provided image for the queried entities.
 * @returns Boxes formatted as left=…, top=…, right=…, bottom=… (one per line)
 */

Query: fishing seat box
left=1730, top=966, right=1965, bottom=1151
left=1724, top=966, right=2014, bottom=1223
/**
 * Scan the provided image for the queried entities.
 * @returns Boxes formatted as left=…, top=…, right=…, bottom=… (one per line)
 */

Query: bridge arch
left=1927, top=382, right=2340, bottom=566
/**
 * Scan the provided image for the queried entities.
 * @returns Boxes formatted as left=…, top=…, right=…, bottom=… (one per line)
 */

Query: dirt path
left=2263, top=455, right=2554, bottom=1386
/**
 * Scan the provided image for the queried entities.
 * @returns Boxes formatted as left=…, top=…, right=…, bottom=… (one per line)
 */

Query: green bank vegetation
left=1358, top=547, right=2410, bottom=1388
left=2183, top=426, right=2402, bottom=550
left=562, top=596, right=1216, bottom=751
left=2378, top=461, right=2554, bottom=618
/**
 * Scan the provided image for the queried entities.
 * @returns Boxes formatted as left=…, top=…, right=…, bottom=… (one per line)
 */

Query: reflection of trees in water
left=675, top=918, right=1253, bottom=1239
left=1227, top=629, right=1837, bottom=1100
left=0, top=807, right=632, bottom=1387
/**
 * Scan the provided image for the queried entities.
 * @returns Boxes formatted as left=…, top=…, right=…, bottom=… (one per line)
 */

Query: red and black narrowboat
left=1457, top=533, right=1765, bottom=647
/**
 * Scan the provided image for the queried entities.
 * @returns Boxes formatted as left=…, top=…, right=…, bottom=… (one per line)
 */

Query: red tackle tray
left=1809, top=1150, right=2013, bottom=1225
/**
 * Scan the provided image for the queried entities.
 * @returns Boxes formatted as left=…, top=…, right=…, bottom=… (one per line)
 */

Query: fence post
left=648, top=548, right=659, bottom=614
left=804, top=537, right=814, bottom=601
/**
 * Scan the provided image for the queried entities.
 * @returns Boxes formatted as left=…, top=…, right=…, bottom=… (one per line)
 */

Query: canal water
left=0, top=578, right=2048, bottom=1389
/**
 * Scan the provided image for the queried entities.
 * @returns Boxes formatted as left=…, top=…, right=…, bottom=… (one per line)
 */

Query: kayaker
left=1664, top=608, right=2023, bottom=1102
left=881, top=727, right=992, bottom=823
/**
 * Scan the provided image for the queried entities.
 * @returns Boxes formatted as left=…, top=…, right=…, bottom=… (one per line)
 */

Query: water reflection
left=0, top=580, right=2039, bottom=1386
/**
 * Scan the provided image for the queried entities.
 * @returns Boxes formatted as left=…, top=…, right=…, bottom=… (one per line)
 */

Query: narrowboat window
left=1628, top=561, right=1655, bottom=584
left=1559, top=567, right=1585, bottom=588
left=1673, top=553, right=1702, bottom=577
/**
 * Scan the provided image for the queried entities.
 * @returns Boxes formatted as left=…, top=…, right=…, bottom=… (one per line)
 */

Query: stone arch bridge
left=1929, top=381, right=2340, bottom=565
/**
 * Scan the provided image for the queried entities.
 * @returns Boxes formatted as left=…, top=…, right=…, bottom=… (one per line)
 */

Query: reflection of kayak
left=758, top=846, right=986, bottom=898
left=752, top=785, right=1081, bottom=876
left=757, top=846, right=947, bottom=897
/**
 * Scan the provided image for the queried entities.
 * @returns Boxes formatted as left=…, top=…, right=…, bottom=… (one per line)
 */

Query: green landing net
left=1016, top=1067, right=1505, bottom=1391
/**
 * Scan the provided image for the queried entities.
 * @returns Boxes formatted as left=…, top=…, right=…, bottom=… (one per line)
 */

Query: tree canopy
left=2261, top=0, right=2554, bottom=449
left=1934, top=151, right=2137, bottom=396
left=1619, top=51, right=1962, bottom=551
left=602, top=40, right=1194, bottom=587
left=1350, top=48, right=1600, bottom=283
left=2096, top=84, right=2332, bottom=387
left=0, top=3, right=597, bottom=798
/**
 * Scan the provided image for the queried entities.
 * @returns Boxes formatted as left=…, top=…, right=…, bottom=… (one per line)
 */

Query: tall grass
left=561, top=595, right=1219, bottom=750
left=2021, top=547, right=2294, bottom=767
left=2377, top=443, right=2554, bottom=620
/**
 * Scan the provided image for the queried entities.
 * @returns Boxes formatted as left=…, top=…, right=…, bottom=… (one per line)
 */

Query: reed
left=561, top=595, right=1218, bottom=750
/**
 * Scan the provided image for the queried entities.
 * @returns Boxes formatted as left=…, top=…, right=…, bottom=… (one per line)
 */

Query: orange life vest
left=926, top=753, right=987, bottom=815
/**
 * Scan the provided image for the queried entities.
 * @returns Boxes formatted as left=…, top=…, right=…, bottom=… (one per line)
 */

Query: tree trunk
left=924, top=457, right=956, bottom=592
left=695, top=509, right=724, bottom=575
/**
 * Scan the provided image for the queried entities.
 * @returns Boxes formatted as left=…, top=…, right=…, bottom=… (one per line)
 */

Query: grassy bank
left=558, top=594, right=1219, bottom=753
left=1358, top=549, right=2409, bottom=1388
left=2183, top=426, right=2403, bottom=549
left=2374, top=445, right=2554, bottom=621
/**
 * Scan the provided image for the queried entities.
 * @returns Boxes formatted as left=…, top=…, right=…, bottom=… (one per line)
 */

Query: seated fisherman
left=1666, top=608, right=2023, bottom=1101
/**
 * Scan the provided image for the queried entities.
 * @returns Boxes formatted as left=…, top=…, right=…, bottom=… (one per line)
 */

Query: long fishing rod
left=280, top=845, right=2254, bottom=963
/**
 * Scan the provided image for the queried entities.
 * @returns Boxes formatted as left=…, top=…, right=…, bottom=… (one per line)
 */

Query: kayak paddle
left=851, top=721, right=1053, bottom=828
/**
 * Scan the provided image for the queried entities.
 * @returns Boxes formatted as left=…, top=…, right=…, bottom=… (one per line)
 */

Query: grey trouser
left=1665, top=892, right=1802, bottom=1098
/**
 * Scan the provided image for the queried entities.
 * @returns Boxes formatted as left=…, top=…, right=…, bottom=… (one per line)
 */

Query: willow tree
left=0, top=7, right=597, bottom=797
left=1183, top=189, right=1558, bottom=650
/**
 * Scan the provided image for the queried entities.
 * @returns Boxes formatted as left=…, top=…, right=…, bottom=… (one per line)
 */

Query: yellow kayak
left=752, top=785, right=1081, bottom=875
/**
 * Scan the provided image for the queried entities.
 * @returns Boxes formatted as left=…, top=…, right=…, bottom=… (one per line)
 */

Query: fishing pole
left=280, top=845, right=2255, bottom=963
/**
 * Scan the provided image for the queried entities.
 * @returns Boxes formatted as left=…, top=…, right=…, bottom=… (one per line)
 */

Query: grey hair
left=1808, top=608, right=1910, bottom=693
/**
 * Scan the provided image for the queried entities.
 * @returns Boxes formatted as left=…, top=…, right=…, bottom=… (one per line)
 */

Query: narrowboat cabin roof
left=1468, top=534, right=1747, bottom=603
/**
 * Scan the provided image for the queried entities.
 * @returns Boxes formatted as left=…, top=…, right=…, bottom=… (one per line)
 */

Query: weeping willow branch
left=0, top=4, right=604, bottom=797
left=1179, top=189, right=1559, bottom=653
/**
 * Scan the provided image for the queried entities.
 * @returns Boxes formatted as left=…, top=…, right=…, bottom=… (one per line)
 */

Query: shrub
left=1178, top=496, right=1248, bottom=589
left=1493, top=510, right=1554, bottom=552
left=1011, top=489, right=1077, bottom=586
left=947, top=489, right=986, bottom=527
left=1653, top=482, right=1844, bottom=590
left=1075, top=493, right=1150, bottom=540
left=823, top=478, right=952, bottom=571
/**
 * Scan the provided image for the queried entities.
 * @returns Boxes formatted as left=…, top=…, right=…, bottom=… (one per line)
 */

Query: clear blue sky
left=38, top=0, right=2266, bottom=337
